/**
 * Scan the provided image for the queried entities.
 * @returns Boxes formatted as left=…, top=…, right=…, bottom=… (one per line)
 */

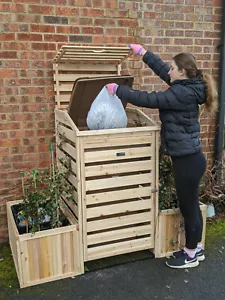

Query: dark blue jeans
left=171, top=151, right=206, bottom=249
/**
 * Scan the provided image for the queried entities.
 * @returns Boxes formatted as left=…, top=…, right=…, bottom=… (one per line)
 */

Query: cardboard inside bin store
left=68, top=76, right=134, bottom=129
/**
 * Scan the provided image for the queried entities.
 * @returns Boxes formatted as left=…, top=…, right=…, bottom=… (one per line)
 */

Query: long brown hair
left=173, top=53, right=218, bottom=113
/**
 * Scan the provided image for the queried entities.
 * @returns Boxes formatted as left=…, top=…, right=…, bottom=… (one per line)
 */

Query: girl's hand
left=129, top=44, right=146, bottom=56
left=106, top=83, right=118, bottom=95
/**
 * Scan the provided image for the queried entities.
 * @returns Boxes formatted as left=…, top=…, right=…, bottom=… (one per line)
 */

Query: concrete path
left=1, top=220, right=225, bottom=300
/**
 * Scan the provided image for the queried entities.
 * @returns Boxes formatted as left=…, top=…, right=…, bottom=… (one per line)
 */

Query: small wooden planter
left=154, top=203, right=207, bottom=258
left=7, top=200, right=84, bottom=288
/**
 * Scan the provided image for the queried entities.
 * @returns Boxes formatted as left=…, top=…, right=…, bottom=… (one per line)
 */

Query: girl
left=106, top=44, right=218, bottom=269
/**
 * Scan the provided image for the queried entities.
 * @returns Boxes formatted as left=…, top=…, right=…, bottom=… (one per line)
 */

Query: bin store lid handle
left=92, top=49, right=106, bottom=53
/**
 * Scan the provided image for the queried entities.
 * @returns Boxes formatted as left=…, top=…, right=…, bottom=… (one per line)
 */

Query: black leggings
left=171, top=151, right=206, bottom=249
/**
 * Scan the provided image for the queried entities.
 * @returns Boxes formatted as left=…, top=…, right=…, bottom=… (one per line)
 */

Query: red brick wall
left=0, top=0, right=222, bottom=242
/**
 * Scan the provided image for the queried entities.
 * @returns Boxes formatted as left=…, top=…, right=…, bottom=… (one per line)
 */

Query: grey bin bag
left=87, top=86, right=128, bottom=130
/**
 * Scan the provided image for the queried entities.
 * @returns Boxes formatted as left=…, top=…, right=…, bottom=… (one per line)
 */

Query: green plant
left=20, top=161, right=73, bottom=233
left=158, top=153, right=178, bottom=210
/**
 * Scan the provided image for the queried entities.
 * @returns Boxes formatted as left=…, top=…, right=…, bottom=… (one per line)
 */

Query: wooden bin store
left=53, top=46, right=160, bottom=263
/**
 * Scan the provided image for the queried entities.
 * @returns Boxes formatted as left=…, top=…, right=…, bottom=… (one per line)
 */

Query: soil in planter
left=11, top=204, right=69, bottom=235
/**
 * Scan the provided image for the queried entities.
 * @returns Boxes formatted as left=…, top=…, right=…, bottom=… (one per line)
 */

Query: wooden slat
left=20, top=241, right=29, bottom=284
left=54, top=73, right=114, bottom=81
left=85, top=160, right=152, bottom=177
left=79, top=125, right=160, bottom=136
left=59, top=142, right=76, bottom=159
left=60, top=55, right=126, bottom=60
left=61, top=195, right=78, bottom=219
left=55, top=234, right=63, bottom=275
left=59, top=58, right=123, bottom=63
left=7, top=203, right=20, bottom=278
left=86, top=173, right=152, bottom=191
left=86, top=198, right=152, bottom=218
left=72, top=189, right=79, bottom=206
left=60, top=45, right=130, bottom=50
left=30, top=239, right=40, bottom=281
left=53, top=63, right=117, bottom=72
left=55, top=94, right=70, bottom=102
left=56, top=150, right=77, bottom=190
left=55, top=64, right=61, bottom=108
left=79, top=137, right=88, bottom=261
left=60, top=201, right=77, bottom=225
left=87, top=211, right=153, bottom=232
left=57, top=104, right=69, bottom=110
left=57, top=147, right=77, bottom=174
left=55, top=108, right=73, bottom=128
left=54, top=83, right=74, bottom=92
left=83, top=135, right=152, bottom=149
left=86, top=186, right=152, bottom=205
left=87, top=224, right=152, bottom=245
left=126, top=108, right=157, bottom=127
left=62, top=51, right=128, bottom=57
left=84, top=147, right=152, bottom=163
left=87, top=237, right=153, bottom=261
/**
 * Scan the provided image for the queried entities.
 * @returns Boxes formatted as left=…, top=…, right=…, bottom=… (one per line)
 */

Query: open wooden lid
left=53, top=45, right=132, bottom=64
left=68, top=75, right=134, bottom=128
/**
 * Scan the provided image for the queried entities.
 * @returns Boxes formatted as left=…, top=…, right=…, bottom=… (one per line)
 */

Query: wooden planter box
left=7, top=200, right=84, bottom=288
left=154, top=203, right=207, bottom=258
left=53, top=46, right=160, bottom=262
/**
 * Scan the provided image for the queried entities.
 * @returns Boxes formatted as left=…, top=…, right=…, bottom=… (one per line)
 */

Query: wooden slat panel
left=83, top=135, right=152, bottom=149
left=85, top=160, right=152, bottom=177
left=86, top=173, right=152, bottom=191
left=84, top=147, right=153, bottom=163
left=87, top=212, right=153, bottom=232
left=53, top=63, right=117, bottom=72
left=86, top=186, right=151, bottom=205
left=86, top=198, right=152, bottom=218
left=87, top=224, right=152, bottom=245
left=87, top=237, right=153, bottom=261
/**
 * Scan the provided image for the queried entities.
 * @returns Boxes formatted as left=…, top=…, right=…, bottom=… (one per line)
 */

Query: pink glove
left=106, top=83, right=118, bottom=95
left=129, top=44, right=146, bottom=56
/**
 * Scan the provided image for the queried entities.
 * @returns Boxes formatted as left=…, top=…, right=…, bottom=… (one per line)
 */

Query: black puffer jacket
left=116, top=51, right=206, bottom=157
